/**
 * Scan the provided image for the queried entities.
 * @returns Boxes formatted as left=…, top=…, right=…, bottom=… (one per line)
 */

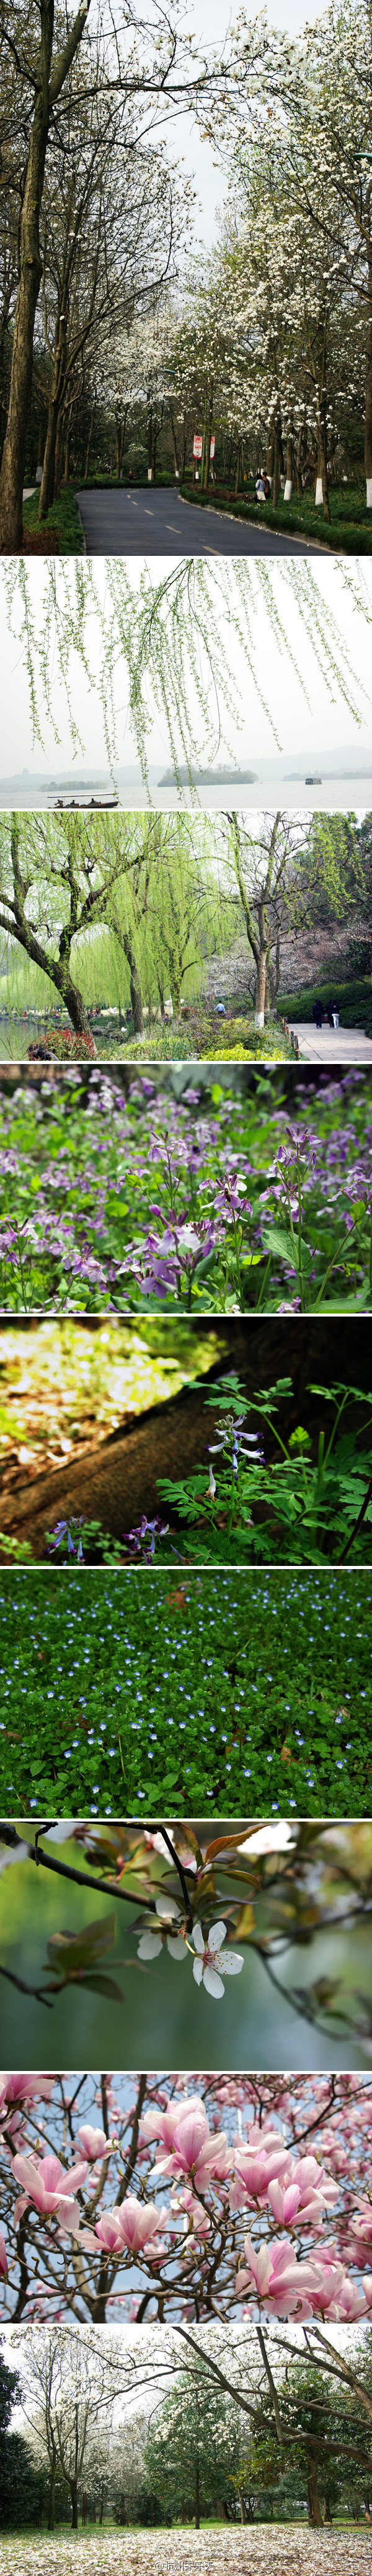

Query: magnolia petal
left=192, top=1925, right=205, bottom=1955
left=193, top=1959, right=203, bottom=1986
left=137, top=1933, right=162, bottom=1960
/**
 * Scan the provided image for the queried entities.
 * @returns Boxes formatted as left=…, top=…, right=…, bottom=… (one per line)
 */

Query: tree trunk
left=118, top=932, right=143, bottom=1033
left=316, top=414, right=330, bottom=524
left=203, top=426, right=211, bottom=491
left=294, top=421, right=304, bottom=493
left=235, top=439, right=242, bottom=495
left=283, top=430, right=293, bottom=501
left=0, top=82, right=50, bottom=547
left=307, top=2457, right=323, bottom=2526
left=255, top=946, right=267, bottom=1029
left=272, top=418, right=281, bottom=507
left=322, top=2491, right=332, bottom=2522
left=70, top=2479, right=79, bottom=2531
left=238, top=2487, right=247, bottom=2523
left=195, top=2464, right=200, bottom=2530
left=115, top=405, right=128, bottom=480
left=264, top=962, right=270, bottom=1018
left=35, top=415, right=46, bottom=480
left=63, top=421, right=71, bottom=483
left=365, top=293, right=372, bottom=505
left=84, top=408, right=95, bottom=481
left=47, top=2459, right=56, bottom=2529
left=56, top=972, right=95, bottom=1039
left=54, top=404, right=64, bottom=498
left=38, top=397, right=58, bottom=517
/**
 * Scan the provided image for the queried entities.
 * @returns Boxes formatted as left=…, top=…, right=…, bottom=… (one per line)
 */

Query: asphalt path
left=76, top=484, right=322, bottom=556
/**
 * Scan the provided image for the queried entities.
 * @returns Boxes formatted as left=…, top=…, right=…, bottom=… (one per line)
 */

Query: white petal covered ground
left=1, top=2530, right=371, bottom=2575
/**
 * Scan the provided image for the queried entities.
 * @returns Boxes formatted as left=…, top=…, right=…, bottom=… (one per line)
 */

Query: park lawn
left=180, top=479, right=372, bottom=553
left=22, top=489, right=84, bottom=554
left=0, top=1565, right=370, bottom=1818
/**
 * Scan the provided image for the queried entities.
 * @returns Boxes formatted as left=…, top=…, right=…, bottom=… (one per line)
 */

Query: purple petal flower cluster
left=123, top=1514, right=170, bottom=1562
left=0, top=1068, right=370, bottom=1317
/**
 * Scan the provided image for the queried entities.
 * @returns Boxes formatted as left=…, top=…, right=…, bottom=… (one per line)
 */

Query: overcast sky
left=161, top=0, right=327, bottom=247
left=2, top=559, right=372, bottom=784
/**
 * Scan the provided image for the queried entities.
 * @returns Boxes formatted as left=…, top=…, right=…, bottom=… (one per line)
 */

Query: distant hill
left=159, top=765, right=258, bottom=786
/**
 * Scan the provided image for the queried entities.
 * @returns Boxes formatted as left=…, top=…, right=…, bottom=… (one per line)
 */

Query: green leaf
left=46, top=1914, right=117, bottom=1980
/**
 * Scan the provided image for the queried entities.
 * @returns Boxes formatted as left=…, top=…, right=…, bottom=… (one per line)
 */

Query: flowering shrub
left=28, top=1029, right=95, bottom=1062
left=0, top=1065, right=370, bottom=1312
left=1, top=1565, right=370, bottom=1818
left=1, top=2064, right=372, bottom=2323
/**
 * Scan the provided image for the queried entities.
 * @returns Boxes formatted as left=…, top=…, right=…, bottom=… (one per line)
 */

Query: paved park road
left=76, top=483, right=321, bottom=556
left=294, top=1020, right=372, bottom=1062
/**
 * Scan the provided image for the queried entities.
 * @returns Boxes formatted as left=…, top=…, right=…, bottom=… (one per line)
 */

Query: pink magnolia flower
left=0, top=2074, right=54, bottom=2115
left=236, top=2234, right=364, bottom=2322
left=12, top=2150, right=88, bottom=2221
left=349, top=2200, right=372, bottom=2262
left=153, top=2105, right=230, bottom=2191
left=78, top=2127, right=112, bottom=2160
left=140, top=2098, right=205, bottom=2153
left=93, top=2197, right=165, bottom=2256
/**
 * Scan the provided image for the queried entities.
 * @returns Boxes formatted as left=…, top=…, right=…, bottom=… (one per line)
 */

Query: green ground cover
left=180, top=480, right=372, bottom=553
left=22, top=490, right=84, bottom=553
left=1, top=1565, right=370, bottom=1818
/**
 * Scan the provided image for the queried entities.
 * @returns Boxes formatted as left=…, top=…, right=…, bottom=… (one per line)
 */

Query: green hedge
left=180, top=480, right=372, bottom=554
left=279, top=975, right=372, bottom=1032
left=22, top=487, right=84, bottom=553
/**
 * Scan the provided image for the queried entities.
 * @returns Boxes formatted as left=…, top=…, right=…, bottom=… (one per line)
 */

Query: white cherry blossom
left=192, top=1919, right=244, bottom=1998
left=137, top=1897, right=186, bottom=1963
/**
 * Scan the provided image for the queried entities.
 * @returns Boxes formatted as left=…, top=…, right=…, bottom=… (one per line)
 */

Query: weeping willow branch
left=2, top=558, right=371, bottom=792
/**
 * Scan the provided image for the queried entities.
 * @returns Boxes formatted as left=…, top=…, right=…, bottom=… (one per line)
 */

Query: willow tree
left=2, top=557, right=371, bottom=790
left=0, top=807, right=230, bottom=1038
left=107, top=812, right=232, bottom=1022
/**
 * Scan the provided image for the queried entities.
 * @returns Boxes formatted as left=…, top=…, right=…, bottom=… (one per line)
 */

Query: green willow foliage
left=3, top=560, right=372, bottom=784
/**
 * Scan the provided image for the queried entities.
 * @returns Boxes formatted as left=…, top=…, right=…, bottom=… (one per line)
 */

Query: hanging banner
left=193, top=434, right=203, bottom=458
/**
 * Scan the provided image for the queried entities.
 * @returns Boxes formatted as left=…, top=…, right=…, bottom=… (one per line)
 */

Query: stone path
left=2, top=2528, right=371, bottom=2575
left=291, top=1020, right=372, bottom=1063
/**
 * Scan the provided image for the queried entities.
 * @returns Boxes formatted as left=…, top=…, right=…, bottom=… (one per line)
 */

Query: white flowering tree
left=233, top=0, right=372, bottom=504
